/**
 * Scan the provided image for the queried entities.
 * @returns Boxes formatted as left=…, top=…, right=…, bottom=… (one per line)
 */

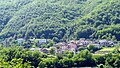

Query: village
left=0, top=38, right=117, bottom=54
left=28, top=38, right=116, bottom=54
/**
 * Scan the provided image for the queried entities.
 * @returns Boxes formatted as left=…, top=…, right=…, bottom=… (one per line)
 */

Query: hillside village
left=29, top=39, right=116, bottom=54
left=0, top=38, right=117, bottom=54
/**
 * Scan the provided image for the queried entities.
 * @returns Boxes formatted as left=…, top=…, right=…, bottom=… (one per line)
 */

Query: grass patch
left=99, top=47, right=115, bottom=52
left=94, top=47, right=120, bottom=54
left=97, top=47, right=120, bottom=52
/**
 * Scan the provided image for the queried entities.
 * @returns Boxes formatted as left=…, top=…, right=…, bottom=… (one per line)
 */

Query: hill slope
left=0, top=0, right=33, bottom=31
left=0, top=0, right=120, bottom=42
left=74, top=0, right=120, bottom=40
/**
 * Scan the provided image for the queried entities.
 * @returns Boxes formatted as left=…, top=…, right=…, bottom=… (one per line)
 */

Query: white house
left=17, top=38, right=25, bottom=43
left=30, top=48, right=41, bottom=52
left=38, top=39, right=47, bottom=44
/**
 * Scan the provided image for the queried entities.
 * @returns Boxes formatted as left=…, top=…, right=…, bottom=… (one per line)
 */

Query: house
left=17, top=38, right=25, bottom=43
left=55, top=42, right=66, bottom=46
left=68, top=42, right=77, bottom=54
left=29, top=39, right=47, bottom=44
left=91, top=40, right=115, bottom=48
left=29, top=39, right=48, bottom=47
left=30, top=48, right=41, bottom=52
left=55, top=42, right=68, bottom=53
left=99, top=40, right=110, bottom=47
left=38, top=39, right=47, bottom=44
left=55, top=42, right=78, bottom=54
left=108, top=41, right=114, bottom=45
left=77, top=39, right=92, bottom=47
left=69, top=40, right=77, bottom=44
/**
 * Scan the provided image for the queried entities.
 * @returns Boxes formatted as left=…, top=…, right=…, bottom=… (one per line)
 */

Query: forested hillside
left=74, top=0, right=120, bottom=40
left=0, top=0, right=120, bottom=42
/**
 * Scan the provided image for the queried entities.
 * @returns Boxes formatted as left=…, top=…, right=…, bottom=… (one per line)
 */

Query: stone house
left=67, top=42, right=77, bottom=54
left=77, top=40, right=92, bottom=47
left=55, top=42, right=68, bottom=53
left=99, top=40, right=110, bottom=47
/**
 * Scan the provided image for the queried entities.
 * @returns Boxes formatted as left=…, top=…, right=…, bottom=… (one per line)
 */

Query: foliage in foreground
left=0, top=47, right=120, bottom=68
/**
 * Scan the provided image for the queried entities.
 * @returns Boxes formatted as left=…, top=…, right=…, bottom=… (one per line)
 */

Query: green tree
left=88, top=44, right=99, bottom=53
left=49, top=47, right=55, bottom=55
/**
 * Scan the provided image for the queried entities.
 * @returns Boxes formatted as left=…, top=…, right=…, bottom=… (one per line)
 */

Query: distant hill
left=0, top=0, right=120, bottom=42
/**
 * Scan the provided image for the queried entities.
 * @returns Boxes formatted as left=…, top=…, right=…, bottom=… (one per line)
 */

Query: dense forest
left=0, top=0, right=120, bottom=42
